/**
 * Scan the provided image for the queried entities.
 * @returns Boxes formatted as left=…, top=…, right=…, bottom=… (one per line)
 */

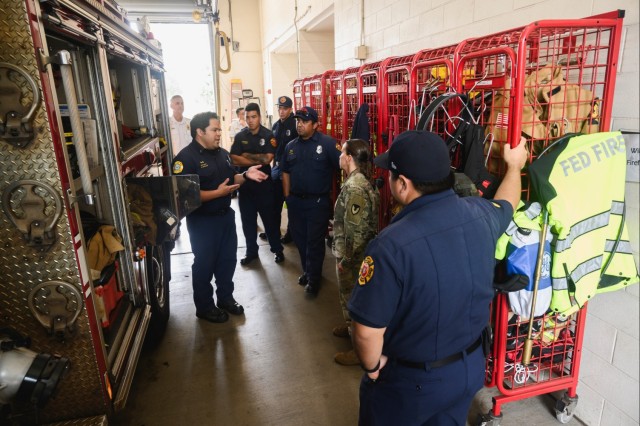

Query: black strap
left=395, top=336, right=483, bottom=370
left=290, top=192, right=329, bottom=199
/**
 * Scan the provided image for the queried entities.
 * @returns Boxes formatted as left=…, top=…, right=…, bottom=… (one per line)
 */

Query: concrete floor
left=111, top=201, right=584, bottom=426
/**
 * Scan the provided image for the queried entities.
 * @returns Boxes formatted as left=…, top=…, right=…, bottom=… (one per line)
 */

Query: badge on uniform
left=316, top=145, right=323, bottom=154
left=199, top=160, right=208, bottom=169
left=358, top=256, right=375, bottom=285
left=270, top=137, right=277, bottom=147
left=260, top=138, right=265, bottom=146
left=286, top=130, right=291, bottom=136
left=173, top=161, right=184, bottom=174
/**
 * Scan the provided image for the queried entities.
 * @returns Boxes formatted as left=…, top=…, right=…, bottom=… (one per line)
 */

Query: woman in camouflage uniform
left=332, top=139, right=379, bottom=366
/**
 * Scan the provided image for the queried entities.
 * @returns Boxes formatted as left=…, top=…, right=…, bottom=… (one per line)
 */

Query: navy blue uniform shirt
left=281, top=131, right=340, bottom=195
left=271, top=113, right=298, bottom=180
left=172, top=140, right=235, bottom=214
left=230, top=126, right=276, bottom=189
left=348, top=190, right=513, bottom=362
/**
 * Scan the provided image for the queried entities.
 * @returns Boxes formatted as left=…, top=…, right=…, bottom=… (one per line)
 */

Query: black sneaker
left=298, top=274, right=308, bottom=286
left=258, top=232, right=267, bottom=240
left=304, top=282, right=319, bottom=295
left=217, top=299, right=245, bottom=315
left=196, top=307, right=229, bottom=323
left=274, top=251, right=285, bottom=263
left=240, top=253, right=258, bottom=266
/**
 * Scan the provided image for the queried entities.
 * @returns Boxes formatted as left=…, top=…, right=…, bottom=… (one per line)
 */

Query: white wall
left=215, top=0, right=264, bottom=149
left=260, top=1, right=640, bottom=425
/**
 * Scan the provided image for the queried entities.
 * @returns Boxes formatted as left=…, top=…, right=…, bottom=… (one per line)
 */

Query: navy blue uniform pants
left=238, top=182, right=283, bottom=256
left=272, top=178, right=289, bottom=236
left=286, top=195, right=331, bottom=283
left=186, top=210, right=237, bottom=312
left=358, top=345, right=485, bottom=426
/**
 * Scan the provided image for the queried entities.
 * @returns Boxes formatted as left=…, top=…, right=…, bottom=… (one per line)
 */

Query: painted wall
left=214, top=0, right=265, bottom=149
left=258, top=1, right=639, bottom=425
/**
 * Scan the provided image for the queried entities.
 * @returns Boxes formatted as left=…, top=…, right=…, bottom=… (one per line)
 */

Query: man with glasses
left=172, top=111, right=267, bottom=323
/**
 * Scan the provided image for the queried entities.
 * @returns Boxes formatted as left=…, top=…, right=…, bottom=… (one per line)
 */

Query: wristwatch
left=361, top=359, right=380, bottom=373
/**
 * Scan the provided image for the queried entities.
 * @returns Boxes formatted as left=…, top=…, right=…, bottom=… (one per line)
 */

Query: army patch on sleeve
left=358, top=256, right=375, bottom=285
left=346, top=194, right=366, bottom=225
left=173, top=161, right=184, bottom=174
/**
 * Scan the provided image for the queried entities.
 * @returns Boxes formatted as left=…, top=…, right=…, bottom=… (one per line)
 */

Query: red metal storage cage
left=358, top=60, right=383, bottom=157
left=302, top=76, right=313, bottom=111
left=381, top=54, right=417, bottom=148
left=343, top=66, right=361, bottom=140
left=305, top=70, right=334, bottom=134
left=293, top=78, right=304, bottom=111
left=328, top=70, right=346, bottom=142
left=410, top=44, right=457, bottom=142
left=376, top=55, right=414, bottom=228
left=453, top=11, right=626, bottom=426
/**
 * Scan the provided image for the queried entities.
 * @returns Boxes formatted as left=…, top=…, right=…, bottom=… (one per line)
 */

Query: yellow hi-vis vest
left=528, top=132, right=639, bottom=317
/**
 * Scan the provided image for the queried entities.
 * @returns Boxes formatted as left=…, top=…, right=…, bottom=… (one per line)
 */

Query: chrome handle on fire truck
left=28, top=280, right=83, bottom=338
left=0, top=62, right=41, bottom=148
left=2, top=180, right=63, bottom=250
left=55, top=50, right=96, bottom=206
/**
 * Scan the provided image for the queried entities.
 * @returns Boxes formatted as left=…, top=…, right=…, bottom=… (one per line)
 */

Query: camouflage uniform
left=332, top=170, right=379, bottom=327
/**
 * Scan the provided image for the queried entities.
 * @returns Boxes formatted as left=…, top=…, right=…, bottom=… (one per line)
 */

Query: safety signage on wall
left=623, top=132, right=639, bottom=183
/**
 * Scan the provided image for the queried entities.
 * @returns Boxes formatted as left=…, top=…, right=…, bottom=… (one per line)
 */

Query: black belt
left=395, top=336, right=482, bottom=370
left=290, top=192, right=329, bottom=199
left=195, top=207, right=229, bottom=217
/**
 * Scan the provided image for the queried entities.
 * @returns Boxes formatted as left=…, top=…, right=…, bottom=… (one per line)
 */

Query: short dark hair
left=390, top=170, right=455, bottom=195
left=235, top=107, right=244, bottom=115
left=190, top=111, right=219, bottom=139
left=245, top=102, right=261, bottom=116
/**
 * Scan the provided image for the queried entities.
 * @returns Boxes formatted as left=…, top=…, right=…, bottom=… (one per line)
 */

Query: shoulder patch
left=346, top=193, right=366, bottom=225
left=270, top=137, right=277, bottom=147
left=358, top=256, right=375, bottom=285
left=173, top=161, right=184, bottom=174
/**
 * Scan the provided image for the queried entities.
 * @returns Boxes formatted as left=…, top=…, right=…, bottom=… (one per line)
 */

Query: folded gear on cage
left=528, top=131, right=640, bottom=317
left=416, top=93, right=499, bottom=198
left=495, top=202, right=553, bottom=318
left=484, top=66, right=597, bottom=163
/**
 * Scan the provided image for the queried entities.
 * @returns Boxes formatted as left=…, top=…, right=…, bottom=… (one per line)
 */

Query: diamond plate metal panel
left=0, top=0, right=107, bottom=422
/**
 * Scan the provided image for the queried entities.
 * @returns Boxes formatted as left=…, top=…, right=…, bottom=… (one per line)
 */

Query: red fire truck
left=0, top=0, right=197, bottom=423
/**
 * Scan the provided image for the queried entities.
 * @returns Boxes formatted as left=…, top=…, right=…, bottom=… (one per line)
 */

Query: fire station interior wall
left=268, top=52, right=298, bottom=114
left=214, top=0, right=265, bottom=150
left=259, top=1, right=640, bottom=425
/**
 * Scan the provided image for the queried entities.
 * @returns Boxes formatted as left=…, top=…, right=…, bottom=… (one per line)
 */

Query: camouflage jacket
left=332, top=171, right=379, bottom=266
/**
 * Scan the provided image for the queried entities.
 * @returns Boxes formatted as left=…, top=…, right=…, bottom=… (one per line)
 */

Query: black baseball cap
left=294, top=106, right=318, bottom=122
left=373, top=130, right=451, bottom=182
left=276, top=96, right=293, bottom=108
